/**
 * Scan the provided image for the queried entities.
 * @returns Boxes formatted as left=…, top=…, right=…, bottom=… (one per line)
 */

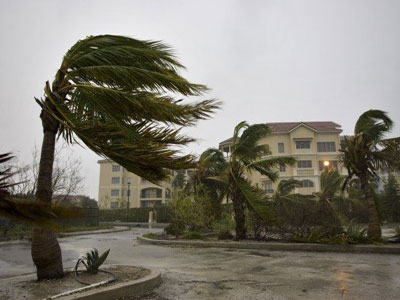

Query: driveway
left=0, top=228, right=399, bottom=299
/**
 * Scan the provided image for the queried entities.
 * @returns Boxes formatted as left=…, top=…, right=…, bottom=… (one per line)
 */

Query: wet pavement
left=1, top=228, right=399, bottom=299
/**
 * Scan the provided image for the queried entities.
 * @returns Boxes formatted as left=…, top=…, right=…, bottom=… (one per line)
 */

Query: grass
left=142, top=233, right=160, bottom=239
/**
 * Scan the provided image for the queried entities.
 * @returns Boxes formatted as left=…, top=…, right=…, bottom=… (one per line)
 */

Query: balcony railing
left=294, top=168, right=317, bottom=176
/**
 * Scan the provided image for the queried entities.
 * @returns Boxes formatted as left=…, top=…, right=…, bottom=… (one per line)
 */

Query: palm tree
left=191, top=148, right=228, bottom=219
left=32, top=35, right=219, bottom=279
left=313, top=169, right=344, bottom=232
left=212, top=122, right=296, bottom=239
left=341, top=110, right=400, bottom=239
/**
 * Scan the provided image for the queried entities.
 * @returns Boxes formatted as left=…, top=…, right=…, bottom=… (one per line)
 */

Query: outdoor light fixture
left=324, top=161, right=330, bottom=167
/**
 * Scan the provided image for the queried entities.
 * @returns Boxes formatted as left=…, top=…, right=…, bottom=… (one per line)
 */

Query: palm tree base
left=32, top=227, right=64, bottom=280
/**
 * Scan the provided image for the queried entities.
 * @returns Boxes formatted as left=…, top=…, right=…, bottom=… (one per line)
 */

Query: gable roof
left=219, top=121, right=342, bottom=146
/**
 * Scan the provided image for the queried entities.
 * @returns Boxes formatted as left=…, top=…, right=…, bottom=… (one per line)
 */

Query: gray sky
left=1, top=0, right=399, bottom=200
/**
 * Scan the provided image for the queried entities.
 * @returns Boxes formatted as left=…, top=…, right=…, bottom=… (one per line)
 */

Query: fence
left=99, top=206, right=171, bottom=223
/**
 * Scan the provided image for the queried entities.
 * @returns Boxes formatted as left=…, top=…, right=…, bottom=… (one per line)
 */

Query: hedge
left=99, top=206, right=171, bottom=223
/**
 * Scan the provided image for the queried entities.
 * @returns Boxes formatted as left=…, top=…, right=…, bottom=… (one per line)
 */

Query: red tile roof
left=219, top=122, right=342, bottom=145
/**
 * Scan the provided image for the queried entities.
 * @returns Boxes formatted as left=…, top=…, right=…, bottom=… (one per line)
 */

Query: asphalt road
left=1, top=228, right=399, bottom=300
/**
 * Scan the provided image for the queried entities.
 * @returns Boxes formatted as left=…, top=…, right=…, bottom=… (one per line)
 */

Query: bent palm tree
left=33, top=35, right=219, bottom=279
left=341, top=110, right=400, bottom=239
left=212, top=122, right=296, bottom=239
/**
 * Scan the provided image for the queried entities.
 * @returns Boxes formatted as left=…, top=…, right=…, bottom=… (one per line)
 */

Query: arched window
left=300, top=180, right=314, bottom=188
left=140, top=188, right=162, bottom=198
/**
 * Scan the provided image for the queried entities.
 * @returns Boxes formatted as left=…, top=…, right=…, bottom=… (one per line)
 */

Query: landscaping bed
left=0, top=265, right=150, bottom=300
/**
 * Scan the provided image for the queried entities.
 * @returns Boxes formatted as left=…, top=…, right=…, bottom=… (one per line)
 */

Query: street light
left=126, top=178, right=131, bottom=222
left=323, top=160, right=330, bottom=172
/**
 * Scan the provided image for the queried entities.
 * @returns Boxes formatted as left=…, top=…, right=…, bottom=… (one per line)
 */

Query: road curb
left=0, top=227, right=130, bottom=247
left=137, top=235, right=400, bottom=255
left=58, top=267, right=161, bottom=300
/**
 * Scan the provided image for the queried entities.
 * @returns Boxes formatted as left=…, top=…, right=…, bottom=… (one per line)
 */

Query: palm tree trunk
left=31, top=107, right=64, bottom=279
left=232, top=195, right=246, bottom=240
left=360, top=175, right=382, bottom=240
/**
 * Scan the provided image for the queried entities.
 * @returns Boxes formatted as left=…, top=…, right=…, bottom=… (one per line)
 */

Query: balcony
left=294, top=168, right=317, bottom=176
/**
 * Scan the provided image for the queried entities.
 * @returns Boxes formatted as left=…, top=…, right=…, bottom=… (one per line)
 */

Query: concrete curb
left=0, top=227, right=130, bottom=247
left=137, top=235, right=400, bottom=255
left=58, top=267, right=161, bottom=300
left=101, top=221, right=169, bottom=229
left=60, top=226, right=130, bottom=237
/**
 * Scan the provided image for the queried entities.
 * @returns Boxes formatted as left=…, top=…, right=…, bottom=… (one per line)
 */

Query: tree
left=382, top=173, right=400, bottom=222
left=211, top=122, right=296, bottom=239
left=32, top=35, right=219, bottom=279
left=190, top=148, right=228, bottom=220
left=0, top=153, right=70, bottom=229
left=313, top=169, right=344, bottom=232
left=341, top=110, right=400, bottom=239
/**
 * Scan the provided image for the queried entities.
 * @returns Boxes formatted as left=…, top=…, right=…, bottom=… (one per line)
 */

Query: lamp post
left=126, top=178, right=131, bottom=222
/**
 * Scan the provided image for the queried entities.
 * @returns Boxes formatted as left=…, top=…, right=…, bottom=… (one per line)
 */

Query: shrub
left=213, top=213, right=235, bottom=240
left=74, top=248, right=110, bottom=275
left=182, top=231, right=203, bottom=240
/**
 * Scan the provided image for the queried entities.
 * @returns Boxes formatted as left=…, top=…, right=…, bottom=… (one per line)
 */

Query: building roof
left=219, top=121, right=342, bottom=145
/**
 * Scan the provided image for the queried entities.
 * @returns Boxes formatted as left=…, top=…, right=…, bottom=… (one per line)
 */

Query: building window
left=298, top=160, right=312, bottom=168
left=140, top=188, right=162, bottom=198
left=300, top=180, right=314, bottom=188
left=263, top=181, right=274, bottom=194
left=278, top=143, right=285, bottom=153
left=111, top=177, right=120, bottom=184
left=111, top=189, right=119, bottom=197
left=279, top=165, right=286, bottom=172
left=317, top=142, right=336, bottom=152
left=110, top=201, right=119, bottom=208
left=295, top=141, right=311, bottom=149
left=319, top=160, right=338, bottom=171
left=112, top=165, right=120, bottom=172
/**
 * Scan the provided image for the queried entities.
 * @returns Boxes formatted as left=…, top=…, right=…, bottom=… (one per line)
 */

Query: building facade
left=219, top=121, right=345, bottom=195
left=98, top=160, right=172, bottom=209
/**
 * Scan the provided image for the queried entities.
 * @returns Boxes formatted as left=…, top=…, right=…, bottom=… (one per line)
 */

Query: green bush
left=182, top=231, right=203, bottom=240
left=213, top=213, right=235, bottom=240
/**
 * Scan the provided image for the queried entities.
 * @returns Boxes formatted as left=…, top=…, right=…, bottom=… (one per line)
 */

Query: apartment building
left=97, top=159, right=172, bottom=209
left=219, top=121, right=344, bottom=195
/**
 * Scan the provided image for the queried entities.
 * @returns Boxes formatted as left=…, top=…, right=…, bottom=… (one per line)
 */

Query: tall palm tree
left=212, top=122, right=296, bottom=239
left=341, top=110, right=400, bottom=239
left=32, top=35, right=219, bottom=279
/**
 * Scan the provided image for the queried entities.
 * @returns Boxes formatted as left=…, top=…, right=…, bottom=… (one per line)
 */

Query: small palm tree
left=191, top=148, right=228, bottom=219
left=341, top=110, right=400, bottom=239
left=212, top=122, right=296, bottom=239
left=32, top=35, right=219, bottom=279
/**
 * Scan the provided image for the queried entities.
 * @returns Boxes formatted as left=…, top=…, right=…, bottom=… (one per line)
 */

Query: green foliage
left=142, top=233, right=159, bottom=240
left=99, top=206, right=170, bottom=223
left=182, top=231, right=203, bottom=240
left=341, top=110, right=400, bottom=238
left=165, top=192, right=213, bottom=237
left=74, top=248, right=110, bottom=275
left=36, top=35, right=220, bottom=183
left=213, top=213, right=235, bottom=240
left=382, top=173, right=400, bottom=222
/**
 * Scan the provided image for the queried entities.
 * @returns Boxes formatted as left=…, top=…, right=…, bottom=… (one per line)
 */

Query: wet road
left=1, top=228, right=399, bottom=299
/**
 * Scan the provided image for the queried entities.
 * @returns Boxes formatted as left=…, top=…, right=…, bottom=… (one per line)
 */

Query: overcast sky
left=1, top=0, right=399, bottom=199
